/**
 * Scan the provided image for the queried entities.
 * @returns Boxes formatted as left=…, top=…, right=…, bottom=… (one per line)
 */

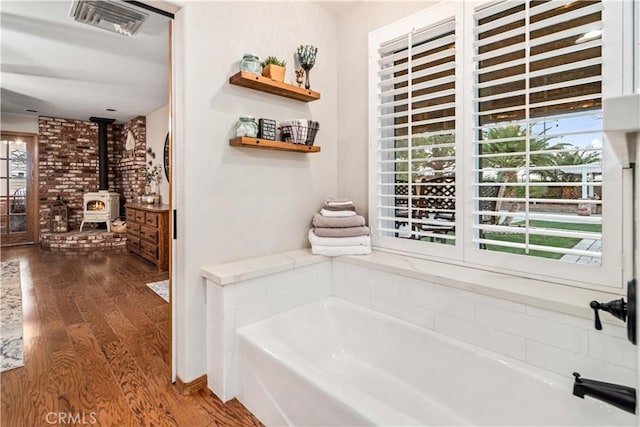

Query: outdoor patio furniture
left=415, top=175, right=456, bottom=240
left=394, top=181, right=410, bottom=236
left=10, top=187, right=26, bottom=214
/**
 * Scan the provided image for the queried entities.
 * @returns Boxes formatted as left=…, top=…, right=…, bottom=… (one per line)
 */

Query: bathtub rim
left=201, top=247, right=626, bottom=324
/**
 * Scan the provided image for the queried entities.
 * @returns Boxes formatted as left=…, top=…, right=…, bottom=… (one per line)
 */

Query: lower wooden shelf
left=230, top=137, right=320, bottom=153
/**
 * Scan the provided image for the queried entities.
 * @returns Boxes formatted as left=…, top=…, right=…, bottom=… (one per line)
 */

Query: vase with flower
left=296, top=45, right=318, bottom=90
left=142, top=163, right=161, bottom=204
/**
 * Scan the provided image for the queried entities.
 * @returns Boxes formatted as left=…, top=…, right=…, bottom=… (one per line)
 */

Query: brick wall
left=38, top=116, right=146, bottom=233
left=113, top=116, right=146, bottom=210
left=40, top=117, right=106, bottom=232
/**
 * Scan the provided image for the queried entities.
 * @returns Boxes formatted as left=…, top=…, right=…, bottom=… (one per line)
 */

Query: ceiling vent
left=69, top=0, right=148, bottom=37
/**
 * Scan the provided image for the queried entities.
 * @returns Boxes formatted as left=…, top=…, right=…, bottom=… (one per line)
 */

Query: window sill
left=334, top=250, right=625, bottom=322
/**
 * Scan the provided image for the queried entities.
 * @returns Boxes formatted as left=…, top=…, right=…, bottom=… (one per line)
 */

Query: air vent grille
left=69, top=0, right=148, bottom=36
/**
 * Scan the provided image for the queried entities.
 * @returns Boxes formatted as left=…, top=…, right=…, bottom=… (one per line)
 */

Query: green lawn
left=483, top=220, right=601, bottom=259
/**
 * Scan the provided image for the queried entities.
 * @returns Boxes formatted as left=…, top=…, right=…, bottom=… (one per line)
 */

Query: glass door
left=1, top=132, right=36, bottom=245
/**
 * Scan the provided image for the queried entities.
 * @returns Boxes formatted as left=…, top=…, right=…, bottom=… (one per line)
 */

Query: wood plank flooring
left=1, top=246, right=262, bottom=427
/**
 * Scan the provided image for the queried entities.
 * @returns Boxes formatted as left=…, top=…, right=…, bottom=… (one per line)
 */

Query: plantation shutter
left=472, top=0, right=604, bottom=263
left=375, top=17, right=458, bottom=246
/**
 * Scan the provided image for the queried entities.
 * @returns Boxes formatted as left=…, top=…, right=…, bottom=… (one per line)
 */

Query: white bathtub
left=236, top=297, right=635, bottom=426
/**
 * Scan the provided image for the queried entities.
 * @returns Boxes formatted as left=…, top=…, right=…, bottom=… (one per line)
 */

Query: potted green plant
left=261, top=56, right=286, bottom=82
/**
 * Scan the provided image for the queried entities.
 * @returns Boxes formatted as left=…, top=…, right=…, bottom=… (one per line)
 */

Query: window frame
left=368, top=1, right=465, bottom=261
left=368, top=0, right=632, bottom=291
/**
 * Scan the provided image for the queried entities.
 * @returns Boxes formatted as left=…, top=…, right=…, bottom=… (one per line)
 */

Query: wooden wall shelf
left=229, top=72, right=320, bottom=102
left=230, top=137, right=320, bottom=153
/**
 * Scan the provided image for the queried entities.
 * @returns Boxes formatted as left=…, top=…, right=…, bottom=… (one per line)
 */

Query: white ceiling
left=1, top=0, right=170, bottom=124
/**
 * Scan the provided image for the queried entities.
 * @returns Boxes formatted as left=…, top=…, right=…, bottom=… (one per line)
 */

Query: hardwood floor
left=1, top=246, right=262, bottom=427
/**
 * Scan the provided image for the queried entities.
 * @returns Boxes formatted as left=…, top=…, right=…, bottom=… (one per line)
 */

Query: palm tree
left=394, top=134, right=456, bottom=182
left=480, top=123, right=566, bottom=219
left=413, top=134, right=456, bottom=175
left=553, top=150, right=601, bottom=182
left=551, top=148, right=601, bottom=200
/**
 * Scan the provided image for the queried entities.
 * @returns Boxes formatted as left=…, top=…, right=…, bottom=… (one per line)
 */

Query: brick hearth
left=40, top=230, right=127, bottom=250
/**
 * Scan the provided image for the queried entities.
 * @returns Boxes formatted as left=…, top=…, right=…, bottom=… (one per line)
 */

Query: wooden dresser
left=125, top=203, right=169, bottom=271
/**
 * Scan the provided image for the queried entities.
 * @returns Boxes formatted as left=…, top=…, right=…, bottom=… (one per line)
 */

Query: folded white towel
left=311, top=244, right=371, bottom=257
left=325, top=197, right=350, bottom=203
left=325, top=200, right=353, bottom=206
left=308, top=230, right=370, bottom=247
left=320, top=209, right=356, bottom=217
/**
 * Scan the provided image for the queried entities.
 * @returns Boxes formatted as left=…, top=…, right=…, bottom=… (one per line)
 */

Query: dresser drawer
left=125, top=204, right=168, bottom=272
left=145, top=212, right=159, bottom=228
left=127, top=222, right=140, bottom=236
left=139, top=240, right=158, bottom=260
left=127, top=236, right=140, bottom=253
left=139, top=225, right=158, bottom=244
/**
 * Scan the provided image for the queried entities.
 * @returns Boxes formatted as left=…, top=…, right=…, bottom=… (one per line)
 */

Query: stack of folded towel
left=309, top=198, right=371, bottom=256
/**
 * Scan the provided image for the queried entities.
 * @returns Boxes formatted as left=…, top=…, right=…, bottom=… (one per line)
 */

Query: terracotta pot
left=262, top=64, right=285, bottom=82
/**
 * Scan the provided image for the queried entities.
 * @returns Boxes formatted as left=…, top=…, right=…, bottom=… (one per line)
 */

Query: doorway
left=0, top=0, right=177, bottom=392
left=0, top=131, right=37, bottom=246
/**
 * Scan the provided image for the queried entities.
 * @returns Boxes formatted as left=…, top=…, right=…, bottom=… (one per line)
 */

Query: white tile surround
left=202, top=249, right=637, bottom=402
left=202, top=250, right=331, bottom=401
left=332, top=261, right=636, bottom=387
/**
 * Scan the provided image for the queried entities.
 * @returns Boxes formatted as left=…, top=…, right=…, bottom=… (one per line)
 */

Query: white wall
left=174, top=1, right=338, bottom=381
left=146, top=104, right=170, bottom=203
left=0, top=112, right=38, bottom=134
left=336, top=1, right=436, bottom=218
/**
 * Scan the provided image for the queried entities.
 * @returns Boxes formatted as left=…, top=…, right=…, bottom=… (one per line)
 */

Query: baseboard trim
left=176, top=374, right=207, bottom=395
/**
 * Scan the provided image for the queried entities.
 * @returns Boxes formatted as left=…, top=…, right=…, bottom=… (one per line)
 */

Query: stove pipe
left=90, top=117, right=115, bottom=191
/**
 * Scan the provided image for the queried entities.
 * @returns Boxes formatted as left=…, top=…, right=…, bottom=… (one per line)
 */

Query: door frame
left=168, top=17, right=176, bottom=384
left=0, top=131, right=38, bottom=246
left=134, top=0, right=179, bottom=384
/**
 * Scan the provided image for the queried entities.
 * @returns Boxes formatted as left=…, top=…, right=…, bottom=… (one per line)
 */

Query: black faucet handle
left=590, top=301, right=603, bottom=330
left=590, top=298, right=626, bottom=331
left=573, top=372, right=582, bottom=382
